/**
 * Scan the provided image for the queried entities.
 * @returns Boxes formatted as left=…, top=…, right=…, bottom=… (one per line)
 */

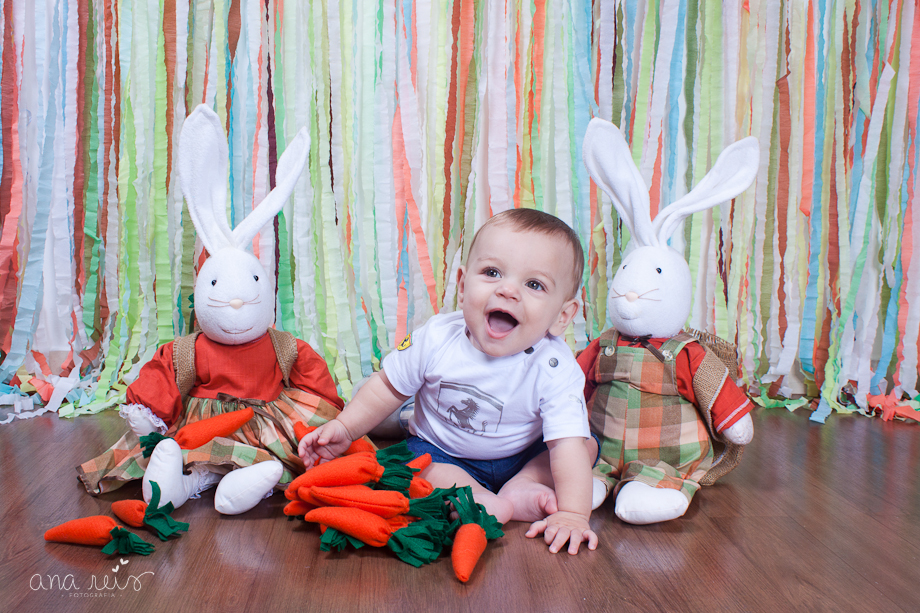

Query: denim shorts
left=406, top=433, right=602, bottom=493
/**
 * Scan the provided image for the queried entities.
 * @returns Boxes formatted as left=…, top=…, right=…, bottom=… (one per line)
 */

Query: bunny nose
left=625, top=291, right=639, bottom=303
left=229, top=299, right=244, bottom=310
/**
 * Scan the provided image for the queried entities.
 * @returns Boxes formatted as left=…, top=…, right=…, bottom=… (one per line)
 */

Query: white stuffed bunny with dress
left=578, top=117, right=757, bottom=525
left=78, top=105, right=347, bottom=514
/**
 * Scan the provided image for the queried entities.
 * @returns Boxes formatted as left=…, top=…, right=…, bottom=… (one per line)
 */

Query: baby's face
left=457, top=224, right=578, bottom=357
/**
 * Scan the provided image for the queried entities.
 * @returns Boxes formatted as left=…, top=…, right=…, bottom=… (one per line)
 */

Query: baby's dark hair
left=468, top=208, right=585, bottom=298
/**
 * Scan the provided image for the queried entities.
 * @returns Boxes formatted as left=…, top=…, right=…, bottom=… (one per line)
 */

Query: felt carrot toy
left=448, top=487, right=504, bottom=583
left=44, top=516, right=155, bottom=556
left=307, top=505, right=453, bottom=567
left=293, top=421, right=375, bottom=455
left=283, top=500, right=314, bottom=518
left=406, top=453, right=432, bottom=471
left=111, top=482, right=188, bottom=540
left=139, top=408, right=255, bottom=457
left=112, top=500, right=146, bottom=528
left=305, top=506, right=392, bottom=547
left=309, top=484, right=451, bottom=521
left=286, top=443, right=415, bottom=500
left=344, top=438, right=376, bottom=455
left=408, top=475, right=434, bottom=499
left=173, top=407, right=255, bottom=449
left=293, top=422, right=315, bottom=442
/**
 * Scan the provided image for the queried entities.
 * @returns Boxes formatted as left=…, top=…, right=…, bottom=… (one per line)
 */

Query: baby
left=300, top=208, right=597, bottom=554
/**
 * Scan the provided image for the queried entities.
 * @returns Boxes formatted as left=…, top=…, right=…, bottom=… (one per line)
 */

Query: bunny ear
left=178, top=105, right=234, bottom=253
left=653, top=136, right=760, bottom=243
left=582, top=117, right=658, bottom=247
left=231, top=127, right=311, bottom=248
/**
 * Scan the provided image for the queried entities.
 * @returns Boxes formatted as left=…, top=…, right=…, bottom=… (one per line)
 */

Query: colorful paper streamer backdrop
left=0, top=0, right=917, bottom=424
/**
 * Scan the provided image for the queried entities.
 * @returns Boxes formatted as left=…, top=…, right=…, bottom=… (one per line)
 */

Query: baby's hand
left=297, top=419, right=354, bottom=468
left=525, top=510, right=598, bottom=555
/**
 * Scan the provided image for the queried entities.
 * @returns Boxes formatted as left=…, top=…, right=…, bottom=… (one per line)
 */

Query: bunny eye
left=253, top=275, right=259, bottom=282
left=211, top=279, right=217, bottom=286
left=656, top=268, right=662, bottom=274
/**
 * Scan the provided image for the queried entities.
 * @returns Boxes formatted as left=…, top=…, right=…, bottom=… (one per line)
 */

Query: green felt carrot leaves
left=142, top=481, right=190, bottom=540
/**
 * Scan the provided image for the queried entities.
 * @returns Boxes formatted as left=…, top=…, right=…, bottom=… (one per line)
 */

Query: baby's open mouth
left=488, top=310, right=519, bottom=334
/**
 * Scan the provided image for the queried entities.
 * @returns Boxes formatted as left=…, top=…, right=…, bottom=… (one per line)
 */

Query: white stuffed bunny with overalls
left=578, top=117, right=758, bottom=525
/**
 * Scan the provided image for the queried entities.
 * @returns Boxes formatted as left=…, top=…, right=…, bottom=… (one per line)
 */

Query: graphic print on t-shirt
left=436, top=382, right=504, bottom=434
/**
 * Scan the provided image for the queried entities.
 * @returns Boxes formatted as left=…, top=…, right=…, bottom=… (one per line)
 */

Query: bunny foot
left=614, top=481, right=689, bottom=525
left=142, top=438, right=216, bottom=509
left=213, top=461, right=284, bottom=515
left=591, top=477, right=612, bottom=510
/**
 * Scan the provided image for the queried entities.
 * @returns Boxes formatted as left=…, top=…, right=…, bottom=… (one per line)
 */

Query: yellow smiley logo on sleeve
left=397, top=334, right=412, bottom=351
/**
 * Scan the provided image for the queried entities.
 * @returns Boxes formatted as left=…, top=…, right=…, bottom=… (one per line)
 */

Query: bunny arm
left=576, top=335, right=753, bottom=435
left=125, top=334, right=344, bottom=427
left=583, top=117, right=658, bottom=247
left=177, top=105, right=234, bottom=254
left=230, top=127, right=311, bottom=248
left=652, top=136, right=760, bottom=244
left=120, top=404, right=168, bottom=437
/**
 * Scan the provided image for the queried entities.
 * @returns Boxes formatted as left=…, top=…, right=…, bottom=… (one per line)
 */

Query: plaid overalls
left=589, top=329, right=720, bottom=502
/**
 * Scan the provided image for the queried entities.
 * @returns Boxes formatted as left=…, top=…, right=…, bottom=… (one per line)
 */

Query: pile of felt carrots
left=285, top=435, right=503, bottom=583
left=43, top=482, right=188, bottom=556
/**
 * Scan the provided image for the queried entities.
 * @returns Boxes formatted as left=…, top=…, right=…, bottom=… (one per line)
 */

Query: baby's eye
left=656, top=268, right=662, bottom=274
left=482, top=267, right=500, bottom=278
left=526, top=280, right=545, bottom=291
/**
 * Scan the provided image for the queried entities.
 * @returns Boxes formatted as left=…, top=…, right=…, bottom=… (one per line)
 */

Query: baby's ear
left=456, top=266, right=467, bottom=306
left=549, top=297, right=580, bottom=337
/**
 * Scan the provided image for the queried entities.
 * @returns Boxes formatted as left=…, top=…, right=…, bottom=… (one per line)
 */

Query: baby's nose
left=625, top=291, right=639, bottom=303
left=496, top=283, right=520, bottom=299
left=229, top=299, right=244, bottom=310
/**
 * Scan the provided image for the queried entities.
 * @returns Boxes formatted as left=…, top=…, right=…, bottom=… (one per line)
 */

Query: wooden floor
left=2, top=407, right=919, bottom=613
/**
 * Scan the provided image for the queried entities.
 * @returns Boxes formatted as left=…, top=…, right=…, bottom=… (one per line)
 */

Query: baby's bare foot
left=498, top=479, right=559, bottom=522
left=472, top=491, right=514, bottom=524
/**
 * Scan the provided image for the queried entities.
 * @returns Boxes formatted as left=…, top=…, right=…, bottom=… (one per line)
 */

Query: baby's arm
left=525, top=436, right=598, bottom=554
left=298, top=370, right=409, bottom=467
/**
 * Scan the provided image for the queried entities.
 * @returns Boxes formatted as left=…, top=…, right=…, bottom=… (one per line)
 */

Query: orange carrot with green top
left=304, top=506, right=393, bottom=547
left=286, top=453, right=384, bottom=497
left=44, top=516, right=155, bottom=555
left=44, top=516, right=120, bottom=547
left=309, top=486, right=410, bottom=518
left=452, top=523, right=488, bottom=582
left=173, top=407, right=255, bottom=449
left=111, top=500, right=147, bottom=528
left=448, top=488, right=504, bottom=583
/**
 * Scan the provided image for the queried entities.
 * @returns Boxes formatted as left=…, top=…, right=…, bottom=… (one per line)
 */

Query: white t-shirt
left=382, top=311, right=589, bottom=460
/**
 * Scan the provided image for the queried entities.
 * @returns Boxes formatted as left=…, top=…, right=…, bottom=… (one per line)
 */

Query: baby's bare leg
left=420, top=463, right=514, bottom=524
left=496, top=451, right=560, bottom=522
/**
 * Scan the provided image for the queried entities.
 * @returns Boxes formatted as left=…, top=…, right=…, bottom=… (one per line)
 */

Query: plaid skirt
left=77, top=388, right=351, bottom=496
